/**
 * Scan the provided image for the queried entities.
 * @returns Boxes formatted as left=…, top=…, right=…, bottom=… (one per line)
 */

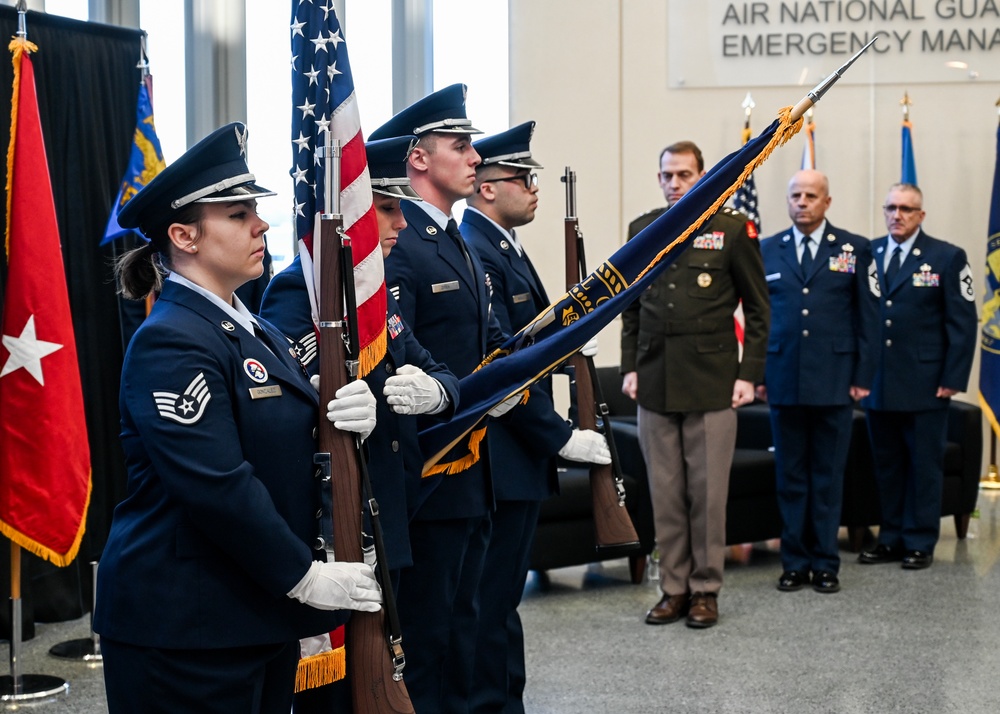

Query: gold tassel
left=294, top=645, right=347, bottom=693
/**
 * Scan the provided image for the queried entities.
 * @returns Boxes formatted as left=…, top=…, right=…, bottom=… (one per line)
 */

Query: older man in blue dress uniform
left=860, top=183, right=977, bottom=570
left=758, top=169, right=880, bottom=594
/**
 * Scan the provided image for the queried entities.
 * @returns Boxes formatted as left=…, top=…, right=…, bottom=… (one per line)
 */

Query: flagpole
left=1, top=543, right=69, bottom=701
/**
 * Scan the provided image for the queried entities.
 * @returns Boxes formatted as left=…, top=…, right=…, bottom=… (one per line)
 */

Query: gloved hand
left=287, top=560, right=382, bottom=612
left=580, top=337, right=599, bottom=358
left=384, top=364, right=446, bottom=415
left=309, top=374, right=320, bottom=393
left=488, top=391, right=524, bottom=418
left=558, top=429, right=611, bottom=464
left=326, top=380, right=377, bottom=441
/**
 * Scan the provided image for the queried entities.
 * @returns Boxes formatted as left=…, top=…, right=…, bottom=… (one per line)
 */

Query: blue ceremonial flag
left=733, top=125, right=760, bottom=232
left=901, top=119, right=918, bottom=186
left=101, top=81, right=165, bottom=245
left=420, top=110, right=802, bottom=471
left=979, top=123, right=1000, bottom=436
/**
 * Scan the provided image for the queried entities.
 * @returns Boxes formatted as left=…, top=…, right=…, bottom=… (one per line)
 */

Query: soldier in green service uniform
left=620, top=140, right=769, bottom=628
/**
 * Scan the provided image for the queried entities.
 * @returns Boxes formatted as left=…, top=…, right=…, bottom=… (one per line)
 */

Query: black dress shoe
left=777, top=570, right=809, bottom=592
left=901, top=550, right=933, bottom=569
left=811, top=571, right=841, bottom=593
left=858, top=544, right=903, bottom=564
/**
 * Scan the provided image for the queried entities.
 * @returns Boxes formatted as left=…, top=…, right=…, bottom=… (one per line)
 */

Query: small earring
left=191, top=246, right=198, bottom=253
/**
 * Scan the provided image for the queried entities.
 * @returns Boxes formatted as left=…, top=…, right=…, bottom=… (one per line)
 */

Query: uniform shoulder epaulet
left=628, top=206, right=667, bottom=237
left=714, top=206, right=758, bottom=238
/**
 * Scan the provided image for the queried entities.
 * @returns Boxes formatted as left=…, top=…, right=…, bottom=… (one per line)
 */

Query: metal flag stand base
left=49, top=561, right=102, bottom=663
left=2, top=544, right=69, bottom=703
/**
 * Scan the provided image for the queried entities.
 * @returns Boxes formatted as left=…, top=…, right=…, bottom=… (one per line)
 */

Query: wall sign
left=668, top=0, right=1000, bottom=87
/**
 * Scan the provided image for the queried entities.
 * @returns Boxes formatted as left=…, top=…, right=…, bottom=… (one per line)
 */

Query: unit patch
left=243, top=358, right=269, bottom=383
left=153, top=372, right=212, bottom=425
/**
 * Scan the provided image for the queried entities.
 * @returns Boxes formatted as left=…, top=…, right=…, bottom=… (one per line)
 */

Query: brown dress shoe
left=645, top=593, right=688, bottom=625
left=686, top=592, right=718, bottom=628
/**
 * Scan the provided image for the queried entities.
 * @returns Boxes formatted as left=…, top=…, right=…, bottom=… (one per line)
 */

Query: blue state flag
left=979, top=124, right=1000, bottom=436
left=901, top=119, right=918, bottom=186
left=420, top=111, right=801, bottom=472
left=101, top=82, right=165, bottom=245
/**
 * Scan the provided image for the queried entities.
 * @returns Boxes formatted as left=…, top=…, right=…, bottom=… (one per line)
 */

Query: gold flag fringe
left=423, top=426, right=487, bottom=477
left=294, top=645, right=346, bottom=693
left=357, top=325, right=387, bottom=379
left=0, top=473, right=92, bottom=568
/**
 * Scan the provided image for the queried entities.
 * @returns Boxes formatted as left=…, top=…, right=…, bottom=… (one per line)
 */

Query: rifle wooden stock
left=317, top=210, right=414, bottom=714
left=562, top=167, right=640, bottom=551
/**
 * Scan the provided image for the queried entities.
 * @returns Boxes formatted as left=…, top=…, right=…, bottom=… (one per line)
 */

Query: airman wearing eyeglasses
left=461, top=121, right=610, bottom=713
left=860, top=182, right=977, bottom=571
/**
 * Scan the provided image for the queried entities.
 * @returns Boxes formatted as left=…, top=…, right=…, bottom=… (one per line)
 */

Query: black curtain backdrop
left=0, top=8, right=143, bottom=640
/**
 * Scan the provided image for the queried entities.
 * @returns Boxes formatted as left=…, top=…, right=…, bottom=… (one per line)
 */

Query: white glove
left=287, top=560, right=382, bottom=612
left=309, top=374, right=320, bottom=393
left=580, top=337, right=599, bottom=358
left=558, top=429, right=611, bottom=464
left=384, top=364, right=446, bottom=415
left=489, top=391, right=524, bottom=418
left=326, top=380, right=377, bottom=441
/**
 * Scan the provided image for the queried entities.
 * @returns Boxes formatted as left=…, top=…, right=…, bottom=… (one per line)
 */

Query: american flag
left=291, top=0, right=385, bottom=377
left=733, top=126, right=760, bottom=233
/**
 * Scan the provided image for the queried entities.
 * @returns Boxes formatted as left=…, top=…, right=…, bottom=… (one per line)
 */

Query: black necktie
left=885, top=244, right=901, bottom=286
left=800, top=236, right=814, bottom=277
left=446, top=218, right=476, bottom=282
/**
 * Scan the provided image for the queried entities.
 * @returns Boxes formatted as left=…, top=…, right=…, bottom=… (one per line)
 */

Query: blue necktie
left=885, top=244, right=901, bottom=286
left=800, top=236, right=814, bottom=277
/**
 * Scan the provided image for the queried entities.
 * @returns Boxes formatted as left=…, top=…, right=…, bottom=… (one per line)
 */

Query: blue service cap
left=368, top=83, right=481, bottom=141
left=366, top=136, right=421, bottom=200
left=118, top=122, right=275, bottom=236
left=473, top=121, right=542, bottom=170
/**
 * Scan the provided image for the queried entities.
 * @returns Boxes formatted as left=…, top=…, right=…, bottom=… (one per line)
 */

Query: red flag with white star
left=0, top=37, right=91, bottom=567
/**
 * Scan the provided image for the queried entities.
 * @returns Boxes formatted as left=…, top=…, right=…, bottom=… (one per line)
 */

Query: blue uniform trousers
left=866, top=407, right=949, bottom=553
left=102, top=637, right=298, bottom=714
left=770, top=404, right=853, bottom=574
left=470, top=498, right=542, bottom=714
left=398, top=514, right=491, bottom=714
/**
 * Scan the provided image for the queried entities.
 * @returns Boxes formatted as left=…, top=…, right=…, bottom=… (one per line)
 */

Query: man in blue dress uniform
left=369, top=84, right=507, bottom=714
left=758, top=169, right=880, bottom=594
left=462, top=121, right=610, bottom=712
left=860, top=183, right=977, bottom=570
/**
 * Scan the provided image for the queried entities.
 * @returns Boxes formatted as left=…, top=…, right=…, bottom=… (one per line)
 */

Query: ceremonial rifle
left=562, top=167, right=641, bottom=550
left=314, top=140, right=414, bottom=714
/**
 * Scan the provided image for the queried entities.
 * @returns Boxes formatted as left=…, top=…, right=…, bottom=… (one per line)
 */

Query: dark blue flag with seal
left=420, top=108, right=804, bottom=473
left=101, top=81, right=165, bottom=245
left=978, top=123, right=1000, bottom=436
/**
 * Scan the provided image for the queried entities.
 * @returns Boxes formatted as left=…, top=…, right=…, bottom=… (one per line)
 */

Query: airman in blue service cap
left=118, top=121, right=275, bottom=239
left=368, top=83, right=482, bottom=141
left=473, top=121, right=543, bottom=170
left=366, top=136, right=422, bottom=201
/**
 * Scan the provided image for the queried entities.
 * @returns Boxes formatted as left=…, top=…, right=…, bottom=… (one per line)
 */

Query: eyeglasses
left=883, top=204, right=921, bottom=215
left=486, top=172, right=538, bottom=190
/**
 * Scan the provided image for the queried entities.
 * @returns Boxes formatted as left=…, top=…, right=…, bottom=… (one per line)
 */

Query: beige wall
left=508, top=0, right=999, bottom=428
